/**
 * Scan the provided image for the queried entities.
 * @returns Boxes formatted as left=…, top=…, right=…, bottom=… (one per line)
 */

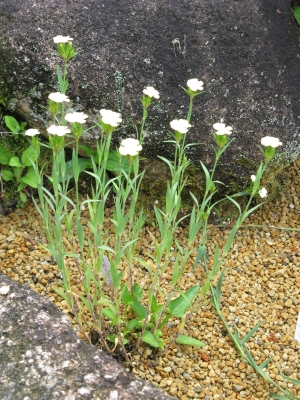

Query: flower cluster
left=53, top=35, right=76, bottom=62
left=47, top=125, right=70, bottom=154
left=259, top=187, right=268, bottom=198
left=260, top=135, right=282, bottom=163
left=119, top=138, right=142, bottom=157
left=142, top=86, right=160, bottom=109
left=213, top=122, right=233, bottom=136
left=187, top=78, right=204, bottom=92
left=65, top=112, right=88, bottom=124
left=47, top=125, right=70, bottom=136
left=42, top=60, right=283, bottom=204
left=251, top=175, right=268, bottom=198
left=170, top=119, right=191, bottom=141
left=213, top=120, right=233, bottom=149
left=48, top=92, right=70, bottom=118
left=53, top=35, right=73, bottom=43
left=98, top=109, right=122, bottom=135
left=143, top=86, right=160, bottom=99
left=49, top=92, right=70, bottom=103
left=170, top=119, right=191, bottom=134
left=186, top=78, right=204, bottom=99
left=25, top=129, right=40, bottom=136
left=249, top=136, right=282, bottom=199
left=65, top=112, right=88, bottom=140
left=261, top=136, right=282, bottom=148
left=25, top=129, right=40, bottom=150
left=100, top=109, right=122, bottom=127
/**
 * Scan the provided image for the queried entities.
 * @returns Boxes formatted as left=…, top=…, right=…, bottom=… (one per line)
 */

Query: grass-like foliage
left=3, top=35, right=298, bottom=399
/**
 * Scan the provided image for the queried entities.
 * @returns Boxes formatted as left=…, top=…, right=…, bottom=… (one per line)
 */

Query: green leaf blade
left=4, top=116, right=20, bottom=133
left=176, top=334, right=205, bottom=347
left=21, top=170, right=38, bottom=188
left=241, top=321, right=263, bottom=345
left=9, top=156, right=23, bottom=167
left=21, top=145, right=39, bottom=166
left=294, top=6, right=300, bottom=25
left=169, top=286, right=200, bottom=318
left=131, top=299, right=147, bottom=319
left=142, top=330, right=161, bottom=348
left=0, top=144, right=14, bottom=164
left=1, top=169, right=14, bottom=181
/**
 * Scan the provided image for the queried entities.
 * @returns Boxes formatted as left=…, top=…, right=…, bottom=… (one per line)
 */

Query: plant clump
left=0, top=35, right=299, bottom=400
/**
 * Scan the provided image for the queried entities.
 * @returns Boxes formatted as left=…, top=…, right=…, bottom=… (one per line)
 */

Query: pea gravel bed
left=1, top=159, right=300, bottom=400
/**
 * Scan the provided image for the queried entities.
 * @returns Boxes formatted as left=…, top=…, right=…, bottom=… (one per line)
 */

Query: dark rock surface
left=0, top=0, right=299, bottom=193
left=0, top=273, right=175, bottom=400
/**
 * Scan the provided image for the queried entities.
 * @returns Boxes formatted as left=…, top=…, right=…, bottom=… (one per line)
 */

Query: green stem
left=61, top=62, right=68, bottom=121
left=187, top=97, right=193, bottom=122
left=140, top=108, right=148, bottom=143
left=74, top=140, right=79, bottom=207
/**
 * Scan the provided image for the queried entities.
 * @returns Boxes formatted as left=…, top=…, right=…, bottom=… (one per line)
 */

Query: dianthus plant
left=30, top=36, right=284, bottom=375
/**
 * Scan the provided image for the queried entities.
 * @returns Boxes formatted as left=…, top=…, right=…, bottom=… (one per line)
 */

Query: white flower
left=170, top=119, right=191, bottom=134
left=213, top=122, right=233, bottom=135
left=143, top=86, right=160, bottom=99
left=53, top=35, right=74, bottom=43
left=260, top=136, right=282, bottom=148
left=47, top=125, right=70, bottom=136
left=48, top=92, right=70, bottom=103
left=251, top=175, right=256, bottom=182
left=259, top=187, right=268, bottom=198
left=100, top=109, right=122, bottom=127
left=65, top=112, right=88, bottom=124
left=119, top=138, right=142, bottom=156
left=187, top=78, right=204, bottom=92
left=25, top=129, right=40, bottom=136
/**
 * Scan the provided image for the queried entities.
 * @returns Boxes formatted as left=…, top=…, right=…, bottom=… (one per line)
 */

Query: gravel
left=1, top=158, right=300, bottom=399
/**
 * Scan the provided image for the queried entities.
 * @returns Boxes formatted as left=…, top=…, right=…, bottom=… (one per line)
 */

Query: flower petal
left=170, top=119, right=191, bottom=134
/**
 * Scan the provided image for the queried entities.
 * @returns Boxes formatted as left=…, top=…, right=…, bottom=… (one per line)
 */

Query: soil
left=0, top=159, right=300, bottom=400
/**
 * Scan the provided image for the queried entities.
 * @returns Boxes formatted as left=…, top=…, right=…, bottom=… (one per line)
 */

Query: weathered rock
left=0, top=0, right=299, bottom=194
left=0, top=273, right=175, bottom=400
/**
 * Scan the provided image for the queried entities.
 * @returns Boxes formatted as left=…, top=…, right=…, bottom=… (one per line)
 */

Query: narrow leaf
left=131, top=299, right=147, bottom=319
left=257, top=357, right=272, bottom=371
left=212, top=244, right=220, bottom=276
left=193, top=246, right=207, bottom=271
left=19, top=192, right=27, bottom=203
left=283, top=375, right=300, bottom=385
left=151, top=295, right=162, bottom=313
left=121, top=284, right=134, bottom=305
left=169, top=286, right=200, bottom=318
left=176, top=334, right=205, bottom=347
left=270, top=394, right=291, bottom=400
left=102, top=308, right=116, bottom=324
left=214, top=269, right=226, bottom=307
left=241, top=321, right=263, bottom=345
left=126, top=319, right=137, bottom=331
left=132, top=283, right=143, bottom=301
